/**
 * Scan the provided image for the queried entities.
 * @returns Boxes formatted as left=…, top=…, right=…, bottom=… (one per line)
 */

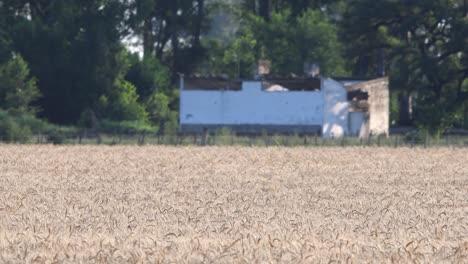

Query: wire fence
left=12, top=130, right=468, bottom=148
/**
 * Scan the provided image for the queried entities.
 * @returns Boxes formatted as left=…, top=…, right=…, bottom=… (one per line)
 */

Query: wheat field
left=0, top=145, right=467, bottom=263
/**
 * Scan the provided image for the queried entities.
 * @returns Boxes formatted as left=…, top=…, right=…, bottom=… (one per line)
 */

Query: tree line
left=0, top=0, right=467, bottom=139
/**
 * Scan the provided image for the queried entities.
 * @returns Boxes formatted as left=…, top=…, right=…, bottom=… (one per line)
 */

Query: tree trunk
left=399, top=93, right=412, bottom=126
left=169, top=1, right=179, bottom=81
left=353, top=55, right=370, bottom=77
left=170, top=24, right=179, bottom=81
left=259, top=0, right=270, bottom=21
left=143, top=17, right=154, bottom=58
left=194, top=0, right=204, bottom=47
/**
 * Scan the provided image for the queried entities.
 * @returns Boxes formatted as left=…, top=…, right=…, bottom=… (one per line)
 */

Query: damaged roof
left=184, top=76, right=321, bottom=91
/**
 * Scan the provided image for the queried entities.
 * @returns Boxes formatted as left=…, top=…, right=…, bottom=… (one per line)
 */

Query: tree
left=127, top=0, right=210, bottom=79
left=145, top=91, right=179, bottom=134
left=0, top=4, right=11, bottom=63
left=125, top=53, right=179, bottom=130
left=221, top=30, right=257, bottom=78
left=126, top=53, right=172, bottom=99
left=0, top=55, right=40, bottom=114
left=342, top=0, right=468, bottom=135
left=241, top=0, right=344, bottom=18
left=1, top=0, right=137, bottom=124
left=97, top=50, right=148, bottom=122
left=248, top=8, right=346, bottom=75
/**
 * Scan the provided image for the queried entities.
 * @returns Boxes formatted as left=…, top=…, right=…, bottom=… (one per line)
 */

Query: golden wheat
left=0, top=145, right=467, bottom=263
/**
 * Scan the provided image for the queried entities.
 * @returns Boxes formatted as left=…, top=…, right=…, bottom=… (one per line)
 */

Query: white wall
left=180, top=82, right=324, bottom=127
left=367, top=79, right=389, bottom=136
left=322, top=78, right=349, bottom=138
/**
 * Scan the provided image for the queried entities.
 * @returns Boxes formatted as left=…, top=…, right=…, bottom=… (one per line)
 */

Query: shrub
left=404, top=130, right=429, bottom=144
left=100, top=119, right=158, bottom=134
left=0, top=55, right=41, bottom=115
left=78, top=108, right=99, bottom=130
left=0, top=114, right=31, bottom=143
left=47, top=130, right=65, bottom=145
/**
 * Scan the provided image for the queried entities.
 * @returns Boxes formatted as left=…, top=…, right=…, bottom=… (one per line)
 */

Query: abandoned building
left=179, top=65, right=389, bottom=138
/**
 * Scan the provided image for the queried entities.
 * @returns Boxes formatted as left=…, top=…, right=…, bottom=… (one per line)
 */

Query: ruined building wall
left=180, top=77, right=388, bottom=137
left=180, top=81, right=324, bottom=134
left=348, top=78, right=389, bottom=136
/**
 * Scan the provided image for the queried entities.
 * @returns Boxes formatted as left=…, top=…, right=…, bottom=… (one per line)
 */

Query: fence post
left=201, top=128, right=207, bottom=146
left=176, top=134, right=181, bottom=145
left=96, top=133, right=102, bottom=145
left=424, top=131, right=428, bottom=148
left=304, top=136, right=308, bottom=146
left=394, top=136, right=398, bottom=148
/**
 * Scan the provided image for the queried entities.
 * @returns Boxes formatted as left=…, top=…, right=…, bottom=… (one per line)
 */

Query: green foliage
left=242, top=8, right=346, bottom=75
left=98, top=50, right=148, bottom=122
left=78, top=108, right=99, bottom=130
left=0, top=110, right=32, bottom=143
left=163, top=114, right=179, bottom=135
left=343, top=0, right=468, bottom=134
left=0, top=55, right=40, bottom=114
left=221, top=31, right=257, bottom=78
left=1, top=0, right=129, bottom=123
left=197, top=34, right=256, bottom=79
left=99, top=119, right=158, bottom=134
left=126, top=0, right=210, bottom=76
left=200, top=6, right=346, bottom=77
left=101, top=79, right=148, bottom=121
left=146, top=92, right=170, bottom=125
left=196, top=38, right=226, bottom=76
left=404, top=130, right=429, bottom=145
left=0, top=108, right=72, bottom=143
left=295, top=9, right=345, bottom=75
left=47, top=130, right=65, bottom=145
left=125, top=53, right=179, bottom=132
left=14, top=113, right=50, bottom=133
left=214, top=9, right=345, bottom=78
left=218, top=127, right=233, bottom=137
left=126, top=54, right=172, bottom=98
left=145, top=91, right=179, bottom=134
